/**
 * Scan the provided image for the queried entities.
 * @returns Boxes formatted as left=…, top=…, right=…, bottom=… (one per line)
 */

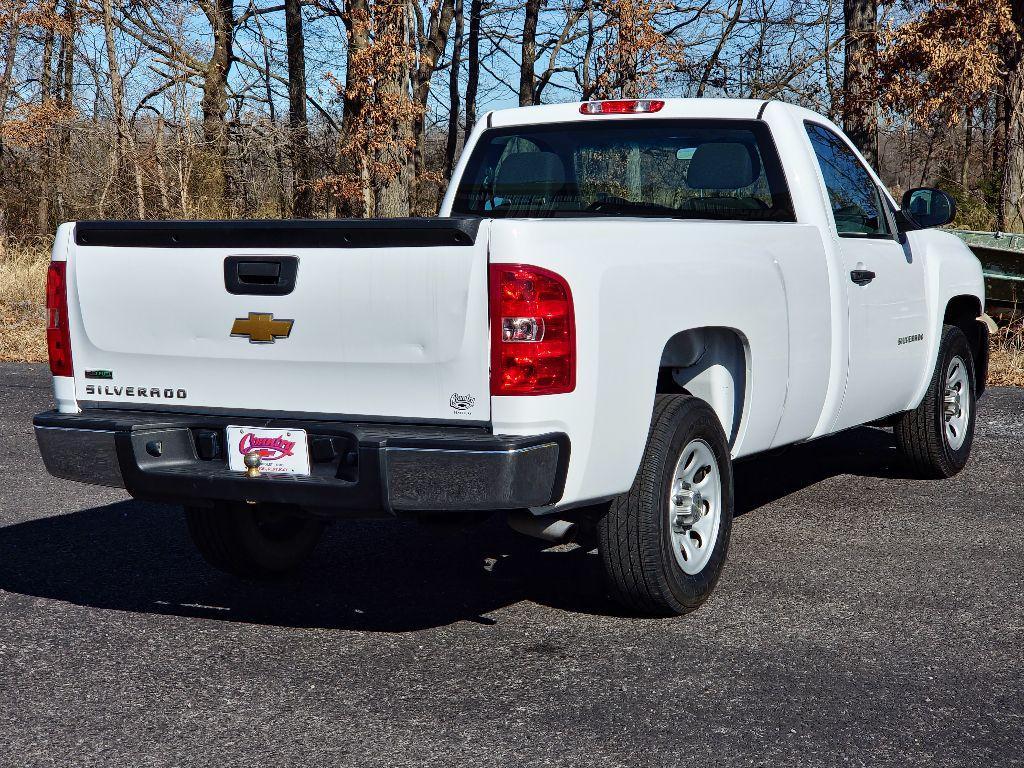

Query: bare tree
left=99, top=0, right=128, bottom=216
left=464, top=0, right=482, bottom=138
left=0, top=0, right=20, bottom=132
left=1, top=0, right=1022, bottom=236
left=519, top=0, right=542, bottom=105
left=843, top=0, right=878, bottom=166
left=36, top=0, right=56, bottom=230
left=444, top=0, right=465, bottom=179
left=1002, top=2, right=1024, bottom=231
left=199, top=0, right=237, bottom=210
left=410, top=0, right=457, bottom=213
left=284, top=0, right=313, bottom=216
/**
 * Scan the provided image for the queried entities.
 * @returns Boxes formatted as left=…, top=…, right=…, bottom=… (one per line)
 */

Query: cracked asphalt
left=1, top=362, right=1022, bottom=767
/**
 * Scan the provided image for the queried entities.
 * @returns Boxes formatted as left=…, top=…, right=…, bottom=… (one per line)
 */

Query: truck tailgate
left=62, top=219, right=491, bottom=423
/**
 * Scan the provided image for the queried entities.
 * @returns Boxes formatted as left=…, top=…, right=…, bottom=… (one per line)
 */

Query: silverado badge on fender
left=230, top=312, right=294, bottom=344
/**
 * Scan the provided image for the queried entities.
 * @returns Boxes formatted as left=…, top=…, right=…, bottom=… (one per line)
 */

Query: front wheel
left=598, top=394, right=734, bottom=616
left=894, top=324, right=977, bottom=478
left=186, top=503, right=325, bottom=580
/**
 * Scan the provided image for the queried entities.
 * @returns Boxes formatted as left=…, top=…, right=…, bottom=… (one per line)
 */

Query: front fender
left=908, top=230, right=985, bottom=409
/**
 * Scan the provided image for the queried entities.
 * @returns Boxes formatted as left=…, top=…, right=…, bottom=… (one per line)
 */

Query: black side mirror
left=901, top=187, right=957, bottom=228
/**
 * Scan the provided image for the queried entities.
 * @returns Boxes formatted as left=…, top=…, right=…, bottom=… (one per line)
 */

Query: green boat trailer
left=952, top=230, right=1024, bottom=309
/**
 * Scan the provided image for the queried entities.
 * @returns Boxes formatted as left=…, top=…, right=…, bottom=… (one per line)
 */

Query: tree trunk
left=994, top=92, right=1007, bottom=231
left=99, top=0, right=126, bottom=218
left=199, top=0, right=235, bottom=211
left=59, top=0, right=76, bottom=107
left=374, top=83, right=413, bottom=217
left=519, top=0, right=542, bottom=106
left=54, top=0, right=77, bottom=222
left=464, top=0, right=482, bottom=140
left=155, top=113, right=171, bottom=216
left=444, top=0, right=465, bottom=180
left=617, top=1, right=639, bottom=99
left=981, top=95, right=993, bottom=182
left=961, top=109, right=973, bottom=193
left=0, top=13, right=19, bottom=131
left=919, top=126, right=937, bottom=187
left=1001, top=5, right=1024, bottom=232
left=581, top=0, right=595, bottom=98
left=410, top=0, right=456, bottom=214
left=1003, top=55, right=1024, bottom=232
left=338, top=0, right=369, bottom=217
left=842, top=0, right=878, bottom=168
left=376, top=5, right=414, bottom=218
left=258, top=22, right=288, bottom=216
left=37, top=21, right=56, bottom=232
left=285, top=0, right=313, bottom=217
left=129, top=131, right=146, bottom=218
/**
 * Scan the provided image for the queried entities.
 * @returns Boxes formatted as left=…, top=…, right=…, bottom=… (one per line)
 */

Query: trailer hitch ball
left=244, top=450, right=262, bottom=479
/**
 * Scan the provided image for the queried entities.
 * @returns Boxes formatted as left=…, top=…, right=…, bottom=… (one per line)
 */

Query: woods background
left=0, top=0, right=1022, bottom=235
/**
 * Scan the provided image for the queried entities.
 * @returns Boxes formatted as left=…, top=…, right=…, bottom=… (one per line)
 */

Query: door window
left=805, top=122, right=890, bottom=237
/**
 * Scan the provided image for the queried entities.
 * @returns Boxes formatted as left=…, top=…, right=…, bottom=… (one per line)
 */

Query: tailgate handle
left=225, top=255, right=298, bottom=296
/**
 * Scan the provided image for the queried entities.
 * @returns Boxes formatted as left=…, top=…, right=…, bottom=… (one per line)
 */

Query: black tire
left=186, top=503, right=325, bottom=580
left=598, top=394, right=734, bottom=616
left=894, top=324, right=977, bottom=479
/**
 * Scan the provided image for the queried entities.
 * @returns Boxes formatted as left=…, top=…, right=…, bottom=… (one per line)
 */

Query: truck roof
left=487, top=98, right=774, bottom=128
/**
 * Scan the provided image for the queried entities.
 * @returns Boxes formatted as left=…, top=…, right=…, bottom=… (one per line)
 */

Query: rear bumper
left=33, top=410, right=569, bottom=515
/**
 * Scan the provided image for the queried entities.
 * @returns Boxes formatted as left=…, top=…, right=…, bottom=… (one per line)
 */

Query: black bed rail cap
left=73, top=217, right=483, bottom=249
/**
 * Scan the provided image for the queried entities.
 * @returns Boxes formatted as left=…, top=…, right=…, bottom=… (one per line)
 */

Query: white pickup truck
left=35, top=98, right=987, bottom=615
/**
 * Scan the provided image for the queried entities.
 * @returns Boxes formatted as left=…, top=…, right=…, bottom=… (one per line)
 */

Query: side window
left=805, top=123, right=890, bottom=237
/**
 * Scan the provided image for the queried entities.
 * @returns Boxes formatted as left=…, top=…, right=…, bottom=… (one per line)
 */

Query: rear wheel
left=186, top=503, right=325, bottom=580
left=598, top=394, right=734, bottom=616
left=894, top=324, right=977, bottom=478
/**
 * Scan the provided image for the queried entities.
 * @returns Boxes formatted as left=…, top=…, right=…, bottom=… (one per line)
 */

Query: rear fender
left=660, top=327, right=749, bottom=448
left=487, top=219, right=818, bottom=509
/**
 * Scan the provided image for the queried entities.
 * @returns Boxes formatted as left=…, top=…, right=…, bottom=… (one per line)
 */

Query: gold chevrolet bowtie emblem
left=230, top=312, right=294, bottom=344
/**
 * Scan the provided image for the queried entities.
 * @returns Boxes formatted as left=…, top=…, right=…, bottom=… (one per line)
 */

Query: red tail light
left=489, top=264, right=575, bottom=396
left=46, top=261, right=73, bottom=376
left=580, top=99, right=665, bottom=115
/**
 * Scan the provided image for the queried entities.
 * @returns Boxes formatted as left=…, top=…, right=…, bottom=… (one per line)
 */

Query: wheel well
left=944, top=295, right=987, bottom=396
left=657, top=327, right=747, bottom=446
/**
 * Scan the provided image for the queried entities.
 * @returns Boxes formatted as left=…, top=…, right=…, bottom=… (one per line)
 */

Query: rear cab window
left=451, top=119, right=796, bottom=222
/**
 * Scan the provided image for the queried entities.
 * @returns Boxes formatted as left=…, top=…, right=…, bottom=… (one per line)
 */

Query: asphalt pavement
left=1, top=362, right=1022, bottom=767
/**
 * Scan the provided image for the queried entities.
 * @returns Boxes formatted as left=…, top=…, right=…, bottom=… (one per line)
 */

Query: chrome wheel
left=944, top=355, right=970, bottom=451
left=668, top=438, right=722, bottom=575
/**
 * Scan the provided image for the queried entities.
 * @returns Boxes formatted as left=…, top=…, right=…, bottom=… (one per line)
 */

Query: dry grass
left=4, top=239, right=1024, bottom=387
left=988, top=315, right=1024, bottom=387
left=0, top=240, right=49, bottom=363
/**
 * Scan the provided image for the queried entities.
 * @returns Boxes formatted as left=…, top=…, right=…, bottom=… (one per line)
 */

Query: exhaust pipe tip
left=506, top=509, right=577, bottom=544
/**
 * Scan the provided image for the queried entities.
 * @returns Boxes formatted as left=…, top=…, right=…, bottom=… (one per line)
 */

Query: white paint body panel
left=484, top=218, right=831, bottom=508
left=52, top=99, right=985, bottom=511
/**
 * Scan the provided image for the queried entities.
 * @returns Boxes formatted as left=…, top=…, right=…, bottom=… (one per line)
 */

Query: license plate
left=226, top=426, right=311, bottom=476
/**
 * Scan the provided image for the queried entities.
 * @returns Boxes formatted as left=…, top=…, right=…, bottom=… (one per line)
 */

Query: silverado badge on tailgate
left=230, top=312, right=294, bottom=344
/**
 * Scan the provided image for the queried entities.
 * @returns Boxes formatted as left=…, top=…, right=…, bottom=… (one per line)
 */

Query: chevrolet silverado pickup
left=34, top=98, right=987, bottom=615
